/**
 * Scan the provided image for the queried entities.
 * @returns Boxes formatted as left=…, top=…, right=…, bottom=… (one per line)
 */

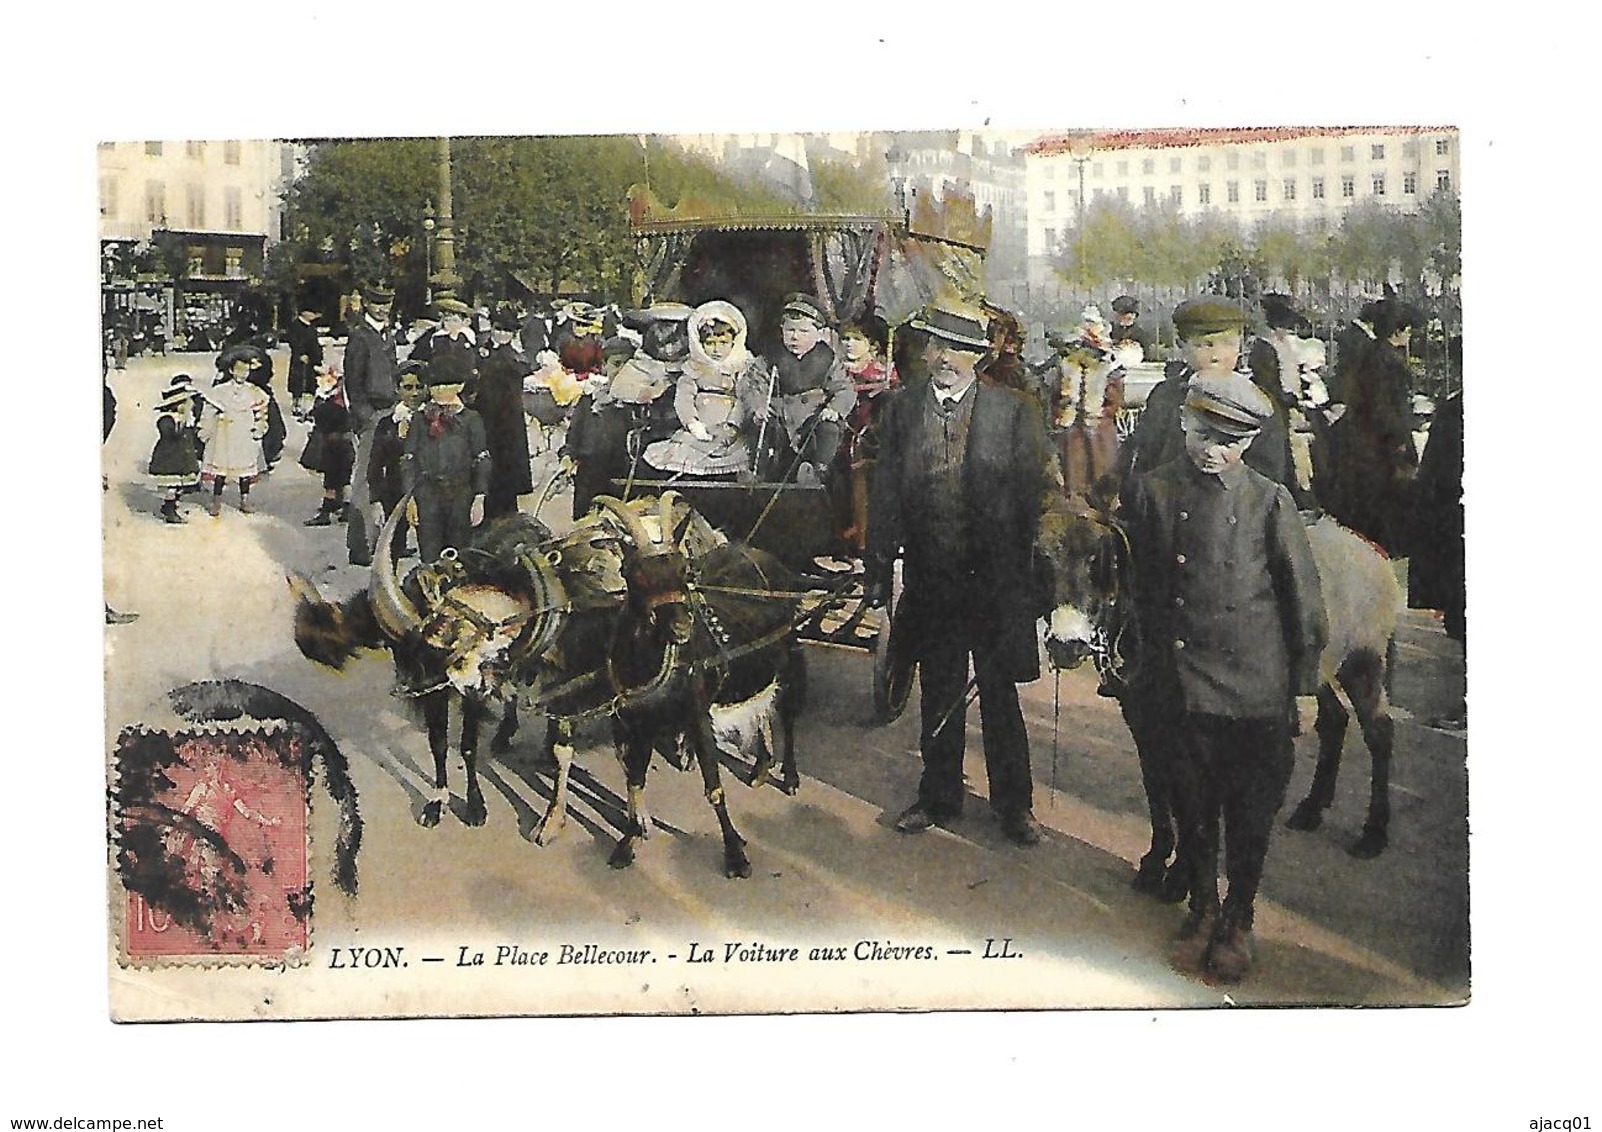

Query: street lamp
left=1065, top=132, right=1095, bottom=300
left=422, top=200, right=435, bottom=304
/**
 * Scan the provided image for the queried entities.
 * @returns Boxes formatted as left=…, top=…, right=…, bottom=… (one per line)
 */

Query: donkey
left=1036, top=497, right=1403, bottom=881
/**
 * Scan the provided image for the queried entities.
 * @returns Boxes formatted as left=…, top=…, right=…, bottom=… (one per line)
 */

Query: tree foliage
left=276, top=136, right=837, bottom=311
left=1053, top=189, right=1462, bottom=303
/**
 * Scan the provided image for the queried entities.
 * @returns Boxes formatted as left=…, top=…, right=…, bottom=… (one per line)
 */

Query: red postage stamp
left=116, top=725, right=311, bottom=961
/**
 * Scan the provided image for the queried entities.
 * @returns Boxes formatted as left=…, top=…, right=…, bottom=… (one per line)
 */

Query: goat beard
left=294, top=592, right=383, bottom=670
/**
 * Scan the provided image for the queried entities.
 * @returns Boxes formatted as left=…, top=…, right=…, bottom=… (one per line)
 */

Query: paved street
left=102, top=349, right=1468, bottom=1016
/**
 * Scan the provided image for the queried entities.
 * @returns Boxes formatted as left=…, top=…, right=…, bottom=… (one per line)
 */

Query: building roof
left=1025, top=125, right=1458, bottom=156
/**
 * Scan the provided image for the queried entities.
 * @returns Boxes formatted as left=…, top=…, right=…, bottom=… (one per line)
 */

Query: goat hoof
left=463, top=796, right=487, bottom=827
left=781, top=777, right=800, bottom=797
left=1349, top=828, right=1388, bottom=859
left=725, top=854, right=752, bottom=879
left=490, top=732, right=514, bottom=755
left=1285, top=800, right=1324, bottom=832
left=608, top=841, right=636, bottom=869
left=1132, top=853, right=1167, bottom=895
left=420, top=800, right=443, bottom=828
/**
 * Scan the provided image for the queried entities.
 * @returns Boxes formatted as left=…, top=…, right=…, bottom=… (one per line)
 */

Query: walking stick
left=928, top=675, right=979, bottom=740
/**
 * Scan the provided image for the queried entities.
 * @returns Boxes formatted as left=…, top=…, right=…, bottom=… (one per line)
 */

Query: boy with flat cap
left=767, top=293, right=856, bottom=483
left=1122, top=365, right=1326, bottom=983
left=402, top=352, right=491, bottom=563
left=1117, top=297, right=1292, bottom=492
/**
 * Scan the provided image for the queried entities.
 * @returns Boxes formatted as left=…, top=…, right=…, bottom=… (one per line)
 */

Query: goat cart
left=621, top=189, right=996, bottom=724
left=612, top=473, right=914, bottom=724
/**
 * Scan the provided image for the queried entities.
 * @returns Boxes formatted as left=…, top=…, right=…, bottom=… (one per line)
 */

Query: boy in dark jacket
left=1124, top=362, right=1327, bottom=984
left=402, top=353, right=491, bottom=563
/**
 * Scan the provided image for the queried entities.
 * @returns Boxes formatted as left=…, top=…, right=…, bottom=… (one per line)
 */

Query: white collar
left=366, top=313, right=390, bottom=333
left=932, top=376, right=976, bottom=405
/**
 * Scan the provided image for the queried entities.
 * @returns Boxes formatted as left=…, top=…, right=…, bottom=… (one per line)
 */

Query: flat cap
left=1172, top=297, right=1245, bottom=338
left=434, top=297, right=473, bottom=317
left=779, top=293, right=829, bottom=327
left=1111, top=294, right=1140, bottom=315
left=1183, top=370, right=1274, bottom=438
left=361, top=284, right=395, bottom=304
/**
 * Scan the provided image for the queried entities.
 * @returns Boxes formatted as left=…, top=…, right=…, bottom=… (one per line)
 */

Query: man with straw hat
left=866, top=300, right=1053, bottom=848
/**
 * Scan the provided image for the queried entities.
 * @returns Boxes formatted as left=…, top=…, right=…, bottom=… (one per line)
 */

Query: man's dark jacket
left=869, top=381, right=1051, bottom=683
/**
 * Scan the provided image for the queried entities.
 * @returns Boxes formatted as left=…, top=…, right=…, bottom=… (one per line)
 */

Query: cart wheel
left=872, top=596, right=914, bottom=724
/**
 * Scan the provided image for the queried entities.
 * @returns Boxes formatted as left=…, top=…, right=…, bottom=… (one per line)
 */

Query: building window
left=1371, top=144, right=1385, bottom=160
left=1371, top=174, right=1386, bottom=196
left=1115, top=186, right=1128, bottom=200
left=1282, top=150, right=1296, bottom=167
left=1403, top=140, right=1419, bottom=159
left=223, top=140, right=241, bottom=165
left=1169, top=184, right=1182, bottom=203
left=185, top=184, right=205, bottom=228
left=1253, top=179, right=1268, bottom=202
left=99, top=176, right=118, bottom=220
left=1043, top=228, right=1056, bottom=249
left=1403, top=171, right=1418, bottom=195
left=1340, top=145, right=1355, bottom=162
left=144, top=141, right=162, bottom=156
left=1116, top=159, right=1129, bottom=176
left=1341, top=175, right=1356, bottom=198
left=225, top=186, right=243, bottom=230
left=1252, top=151, right=1267, bottom=169
left=1311, top=177, right=1325, bottom=199
left=1436, top=169, right=1452, bottom=191
left=187, top=246, right=204, bottom=276
left=1283, top=178, right=1297, bottom=201
left=144, top=180, right=165, bottom=224
left=1227, top=180, right=1240, bottom=203
left=1311, top=147, right=1325, bottom=165
left=1226, top=152, right=1239, bottom=170
left=1067, top=190, right=1079, bottom=209
left=1198, top=183, right=1211, bottom=205
left=1198, top=156, right=1212, bottom=172
left=1091, top=162, right=1103, bottom=178
left=1043, top=190, right=1055, bottom=212
left=1143, top=186, right=1156, bottom=206
left=1436, top=138, right=1450, bottom=156
left=1169, top=156, right=1182, bottom=173
left=225, top=248, right=244, bottom=277
left=1092, top=187, right=1105, bottom=201
left=186, top=141, right=205, bottom=159
left=1141, top=158, right=1154, bottom=174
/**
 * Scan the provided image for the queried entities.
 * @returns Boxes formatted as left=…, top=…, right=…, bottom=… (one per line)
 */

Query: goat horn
left=592, top=494, right=655, bottom=552
left=657, top=490, right=684, bottom=544
left=370, top=491, right=424, bottom=638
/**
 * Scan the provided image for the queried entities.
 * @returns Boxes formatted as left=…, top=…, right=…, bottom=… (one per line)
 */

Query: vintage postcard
left=100, top=124, right=1468, bottom=1022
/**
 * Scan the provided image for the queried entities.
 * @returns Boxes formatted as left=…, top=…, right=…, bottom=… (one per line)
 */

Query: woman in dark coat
left=1320, top=300, right=1421, bottom=555
left=476, top=311, right=536, bottom=520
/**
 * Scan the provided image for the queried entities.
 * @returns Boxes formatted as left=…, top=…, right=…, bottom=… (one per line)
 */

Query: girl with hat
left=1049, top=305, right=1126, bottom=500
left=301, top=366, right=357, bottom=527
left=643, top=300, right=769, bottom=477
left=199, top=347, right=272, bottom=515
left=148, top=375, right=202, bottom=524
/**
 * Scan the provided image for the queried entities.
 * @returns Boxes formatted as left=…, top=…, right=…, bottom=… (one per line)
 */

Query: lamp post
left=422, top=200, right=435, bottom=305
left=1065, top=132, right=1095, bottom=303
left=885, top=141, right=910, bottom=227
left=433, top=137, right=461, bottom=303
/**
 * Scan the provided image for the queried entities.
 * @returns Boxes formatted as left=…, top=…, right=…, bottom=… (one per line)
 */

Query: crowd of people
left=115, top=279, right=1463, bottom=986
